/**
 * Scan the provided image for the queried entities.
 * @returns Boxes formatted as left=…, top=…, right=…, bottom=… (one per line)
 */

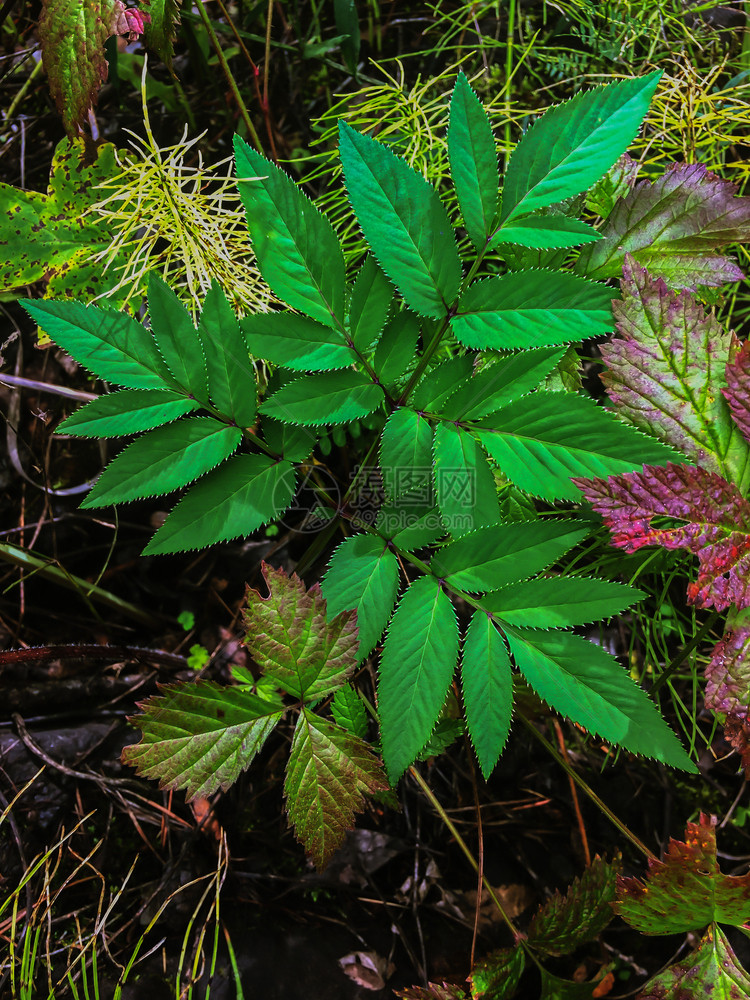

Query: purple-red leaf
left=723, top=339, right=750, bottom=448
left=635, top=926, right=750, bottom=1000
left=575, top=463, right=750, bottom=612
left=705, top=606, right=750, bottom=716
left=579, top=163, right=750, bottom=289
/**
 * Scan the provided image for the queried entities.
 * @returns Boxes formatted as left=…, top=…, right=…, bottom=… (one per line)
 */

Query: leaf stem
left=648, top=612, right=720, bottom=695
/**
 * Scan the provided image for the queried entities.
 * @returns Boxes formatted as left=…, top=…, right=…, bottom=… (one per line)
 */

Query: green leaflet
left=331, top=686, right=368, bottom=739
left=198, top=282, right=258, bottom=428
left=476, top=392, right=682, bottom=501
left=411, top=355, right=474, bottom=411
left=433, top=422, right=499, bottom=536
left=333, top=0, right=360, bottom=76
left=22, top=299, right=176, bottom=390
left=484, top=576, right=644, bottom=627
left=380, top=407, right=434, bottom=499
left=373, top=310, right=420, bottom=387
left=234, top=136, right=346, bottom=327
left=448, top=72, right=499, bottom=248
left=121, top=681, right=283, bottom=799
left=143, top=0, right=182, bottom=64
left=241, top=312, right=354, bottom=371
left=261, top=369, right=384, bottom=425
left=144, top=453, right=295, bottom=554
left=348, top=254, right=394, bottom=353
left=58, top=389, right=198, bottom=438
left=338, top=121, right=462, bottom=318
left=147, top=274, right=208, bottom=401
left=440, top=347, right=564, bottom=421
left=461, top=611, right=513, bottom=779
left=499, top=71, right=661, bottom=223
left=631, top=928, right=750, bottom=1000
left=379, top=576, right=459, bottom=781
left=431, top=520, right=589, bottom=592
left=470, top=946, right=526, bottom=1000
left=81, top=417, right=241, bottom=508
left=505, top=628, right=695, bottom=770
left=322, top=534, right=400, bottom=662
left=451, top=271, right=618, bottom=350
left=491, top=215, right=601, bottom=249
left=261, top=416, right=317, bottom=462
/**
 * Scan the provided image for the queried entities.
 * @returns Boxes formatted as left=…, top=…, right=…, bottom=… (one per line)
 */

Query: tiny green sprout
left=187, top=644, right=210, bottom=670
left=178, top=610, right=195, bottom=631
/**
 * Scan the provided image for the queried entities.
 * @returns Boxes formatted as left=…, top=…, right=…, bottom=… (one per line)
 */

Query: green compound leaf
left=441, top=347, right=565, bottom=421
left=331, top=685, right=368, bottom=739
left=322, top=534, right=400, bottom=662
left=81, top=417, right=241, bottom=508
left=338, top=121, right=462, bottom=318
left=461, top=611, right=513, bottom=780
left=373, top=310, right=420, bottom=387
left=260, top=369, right=384, bottom=425
left=448, top=72, right=499, bottom=249
left=243, top=563, right=358, bottom=701
left=380, top=407, right=434, bottom=499
left=431, top=521, right=589, bottom=593
left=348, top=254, right=394, bottom=352
left=121, top=681, right=283, bottom=799
left=198, top=282, right=258, bottom=427
left=285, top=707, right=388, bottom=869
left=234, top=136, right=346, bottom=327
left=241, top=312, right=353, bottom=371
left=483, top=576, right=644, bottom=628
left=451, top=271, right=617, bottom=351
left=476, top=392, right=682, bottom=501
left=144, top=453, right=295, bottom=554
left=505, top=628, right=695, bottom=770
left=147, top=273, right=208, bottom=401
left=411, top=355, right=475, bottom=411
left=469, top=946, right=525, bottom=1000
left=635, top=926, right=750, bottom=1000
left=527, top=855, right=621, bottom=955
left=615, top=813, right=750, bottom=933
left=379, top=576, right=459, bottom=782
left=491, top=215, right=600, bottom=250
left=499, top=71, right=661, bottom=223
left=22, top=299, right=176, bottom=390
left=433, top=422, right=499, bottom=535
left=58, top=389, right=198, bottom=438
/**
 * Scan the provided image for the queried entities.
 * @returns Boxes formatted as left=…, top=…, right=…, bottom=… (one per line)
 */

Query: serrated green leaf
left=147, top=273, right=208, bottom=401
left=379, top=576, right=459, bottom=781
left=22, top=299, right=176, bottom=390
left=82, top=417, right=241, bottom=508
left=451, top=271, right=617, bottom=350
left=143, top=0, right=181, bottom=64
left=377, top=502, right=445, bottom=550
left=416, top=717, right=464, bottom=761
left=58, top=389, right=198, bottom=438
left=331, top=685, right=369, bottom=739
left=373, top=310, right=420, bottom=386
left=448, top=72, right=499, bottom=248
left=285, top=708, right=388, bottom=869
left=261, top=369, right=384, bottom=425
left=144, top=453, right=295, bottom=554
left=261, top=416, right=317, bottom=462
left=322, top=534, right=400, bottom=662
left=491, top=215, right=601, bottom=249
left=433, top=422, right=499, bottom=535
left=411, top=355, right=475, bottom=411
left=484, top=577, right=643, bottom=627
left=635, top=926, right=750, bottom=1000
left=440, top=347, right=565, bottom=421
left=380, top=407, right=434, bottom=499
left=241, top=311, right=353, bottom=371
left=121, top=681, right=283, bottom=799
left=431, top=520, right=589, bottom=593
left=476, top=393, right=682, bottom=501
left=505, top=628, right=695, bottom=770
left=243, top=563, right=358, bottom=700
left=348, top=254, right=394, bottom=352
left=461, top=611, right=513, bottom=780
left=499, top=71, right=661, bottom=223
left=469, top=946, right=525, bottom=1000
left=198, top=282, right=258, bottom=427
left=234, top=136, right=346, bottom=327
left=338, top=121, right=462, bottom=318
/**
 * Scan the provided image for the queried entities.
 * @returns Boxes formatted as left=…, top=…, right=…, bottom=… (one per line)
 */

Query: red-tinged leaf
left=635, top=925, right=750, bottom=1000
left=615, top=814, right=750, bottom=933
left=579, top=163, right=750, bottom=289
left=527, top=856, right=621, bottom=955
left=705, top=606, right=750, bottom=716
left=39, top=0, right=149, bottom=136
left=723, top=339, right=750, bottom=448
left=724, top=712, right=750, bottom=778
left=601, top=257, right=746, bottom=481
left=469, top=946, right=525, bottom=999
left=242, top=563, right=358, bottom=701
left=575, top=463, right=750, bottom=612
left=395, top=985, right=467, bottom=1000
left=284, top=708, right=388, bottom=870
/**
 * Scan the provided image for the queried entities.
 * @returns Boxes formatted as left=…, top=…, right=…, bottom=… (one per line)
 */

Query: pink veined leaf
left=705, top=606, right=750, bottom=716
left=39, top=1, right=150, bottom=136
left=574, top=463, right=750, bottom=612
left=723, top=339, right=750, bottom=448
